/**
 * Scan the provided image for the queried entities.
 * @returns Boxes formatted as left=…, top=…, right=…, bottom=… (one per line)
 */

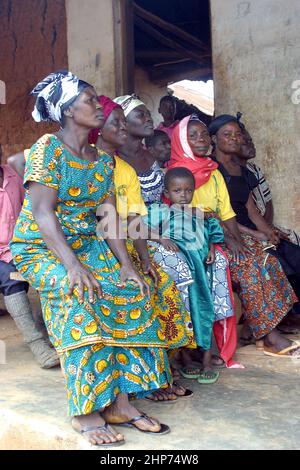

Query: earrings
left=205, top=144, right=213, bottom=156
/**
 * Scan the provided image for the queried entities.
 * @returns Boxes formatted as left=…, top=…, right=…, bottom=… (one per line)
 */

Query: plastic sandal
left=197, top=370, right=220, bottom=384
left=179, top=366, right=202, bottom=379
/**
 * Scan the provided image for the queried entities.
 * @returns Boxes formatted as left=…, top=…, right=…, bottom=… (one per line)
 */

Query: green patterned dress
left=10, top=134, right=172, bottom=416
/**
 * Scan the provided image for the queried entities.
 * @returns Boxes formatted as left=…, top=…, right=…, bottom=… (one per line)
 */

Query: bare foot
left=72, top=411, right=124, bottom=446
left=263, top=329, right=293, bottom=353
left=103, top=398, right=162, bottom=433
left=168, top=382, right=193, bottom=397
left=211, top=355, right=225, bottom=367
left=146, top=388, right=177, bottom=402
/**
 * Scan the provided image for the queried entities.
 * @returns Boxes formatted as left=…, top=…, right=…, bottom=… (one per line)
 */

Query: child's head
left=158, top=95, right=176, bottom=122
left=145, top=130, right=171, bottom=167
left=164, top=167, right=195, bottom=205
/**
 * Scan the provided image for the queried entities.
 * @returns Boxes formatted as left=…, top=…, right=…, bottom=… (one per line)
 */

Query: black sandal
left=116, top=414, right=170, bottom=435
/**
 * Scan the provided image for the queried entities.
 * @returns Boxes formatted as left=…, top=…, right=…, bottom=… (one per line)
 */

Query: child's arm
left=144, top=204, right=179, bottom=252
left=148, top=227, right=179, bottom=252
left=206, top=243, right=215, bottom=264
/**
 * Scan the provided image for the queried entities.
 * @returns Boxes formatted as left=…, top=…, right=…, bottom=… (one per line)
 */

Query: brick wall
left=0, top=0, right=68, bottom=161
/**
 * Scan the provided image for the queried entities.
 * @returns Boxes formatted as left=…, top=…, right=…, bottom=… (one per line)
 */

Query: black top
left=215, top=160, right=259, bottom=229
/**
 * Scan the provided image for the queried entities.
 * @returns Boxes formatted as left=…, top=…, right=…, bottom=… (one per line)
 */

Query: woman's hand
left=159, top=238, right=179, bottom=252
left=276, top=228, right=290, bottom=241
left=264, top=227, right=280, bottom=245
left=206, top=244, right=215, bottom=264
left=141, top=260, right=159, bottom=289
left=225, top=235, right=250, bottom=264
left=253, top=230, right=269, bottom=241
left=120, top=264, right=150, bottom=297
left=67, top=263, right=102, bottom=304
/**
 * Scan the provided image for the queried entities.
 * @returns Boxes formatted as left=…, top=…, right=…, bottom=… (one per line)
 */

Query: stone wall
left=0, top=0, right=67, bottom=161
left=210, top=0, right=300, bottom=232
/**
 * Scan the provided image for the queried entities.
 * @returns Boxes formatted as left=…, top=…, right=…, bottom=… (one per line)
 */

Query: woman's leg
left=72, top=410, right=124, bottom=445
left=224, top=236, right=298, bottom=353
left=72, top=391, right=168, bottom=445
left=103, top=393, right=162, bottom=431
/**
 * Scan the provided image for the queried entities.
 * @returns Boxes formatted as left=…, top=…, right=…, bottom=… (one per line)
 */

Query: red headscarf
left=88, top=95, right=121, bottom=144
left=169, top=115, right=218, bottom=188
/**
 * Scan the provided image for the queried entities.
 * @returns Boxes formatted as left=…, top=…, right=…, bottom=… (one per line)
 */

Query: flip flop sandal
left=197, top=370, right=220, bottom=384
left=179, top=366, right=202, bottom=379
left=116, top=414, right=170, bottom=435
left=78, top=422, right=125, bottom=447
left=263, top=342, right=300, bottom=358
left=171, top=381, right=193, bottom=398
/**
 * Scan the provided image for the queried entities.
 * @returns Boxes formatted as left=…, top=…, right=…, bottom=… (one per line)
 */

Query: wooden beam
left=154, top=58, right=191, bottom=68
left=133, top=2, right=210, bottom=54
left=148, top=66, right=212, bottom=86
left=134, top=16, right=209, bottom=66
left=135, top=50, right=183, bottom=60
left=113, top=0, right=135, bottom=95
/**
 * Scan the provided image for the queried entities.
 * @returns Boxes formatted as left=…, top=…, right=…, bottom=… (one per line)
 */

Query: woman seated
left=236, top=125, right=300, bottom=247
left=235, top=124, right=300, bottom=325
left=209, top=115, right=300, bottom=301
left=113, top=97, right=237, bottom=371
left=10, top=71, right=175, bottom=447
left=112, top=95, right=194, bottom=326
left=168, top=113, right=299, bottom=358
left=89, top=94, right=195, bottom=401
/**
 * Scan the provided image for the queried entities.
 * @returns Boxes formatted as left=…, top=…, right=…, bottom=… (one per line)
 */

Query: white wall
left=211, top=0, right=300, bottom=232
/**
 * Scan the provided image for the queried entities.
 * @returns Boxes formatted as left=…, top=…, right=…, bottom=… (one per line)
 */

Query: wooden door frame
left=113, top=0, right=135, bottom=95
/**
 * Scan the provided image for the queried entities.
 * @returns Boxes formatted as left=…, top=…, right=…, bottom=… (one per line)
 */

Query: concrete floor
left=1, top=290, right=300, bottom=450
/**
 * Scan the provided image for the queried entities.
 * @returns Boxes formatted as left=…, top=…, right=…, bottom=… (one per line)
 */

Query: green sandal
left=179, top=365, right=202, bottom=379
left=197, top=370, right=219, bottom=384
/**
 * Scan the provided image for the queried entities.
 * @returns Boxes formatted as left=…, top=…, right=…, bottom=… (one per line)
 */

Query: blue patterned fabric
left=138, top=161, right=165, bottom=206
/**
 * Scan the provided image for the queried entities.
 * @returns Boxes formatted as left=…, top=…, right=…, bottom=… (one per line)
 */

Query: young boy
left=144, top=167, right=225, bottom=383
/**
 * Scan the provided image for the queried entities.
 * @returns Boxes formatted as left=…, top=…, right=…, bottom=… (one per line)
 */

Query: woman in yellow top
left=169, top=114, right=298, bottom=357
left=89, top=95, right=195, bottom=401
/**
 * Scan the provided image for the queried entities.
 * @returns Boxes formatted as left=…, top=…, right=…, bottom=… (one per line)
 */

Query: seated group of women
left=9, top=70, right=300, bottom=446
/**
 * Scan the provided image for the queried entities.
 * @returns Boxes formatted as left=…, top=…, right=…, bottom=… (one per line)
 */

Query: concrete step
left=1, top=314, right=300, bottom=449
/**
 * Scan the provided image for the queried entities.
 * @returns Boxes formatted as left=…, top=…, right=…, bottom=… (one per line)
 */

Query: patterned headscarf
left=88, top=95, right=121, bottom=144
left=113, top=94, right=145, bottom=117
left=31, top=70, right=91, bottom=124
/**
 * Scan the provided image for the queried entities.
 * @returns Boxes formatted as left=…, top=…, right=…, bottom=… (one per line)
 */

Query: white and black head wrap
left=31, top=70, right=92, bottom=124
